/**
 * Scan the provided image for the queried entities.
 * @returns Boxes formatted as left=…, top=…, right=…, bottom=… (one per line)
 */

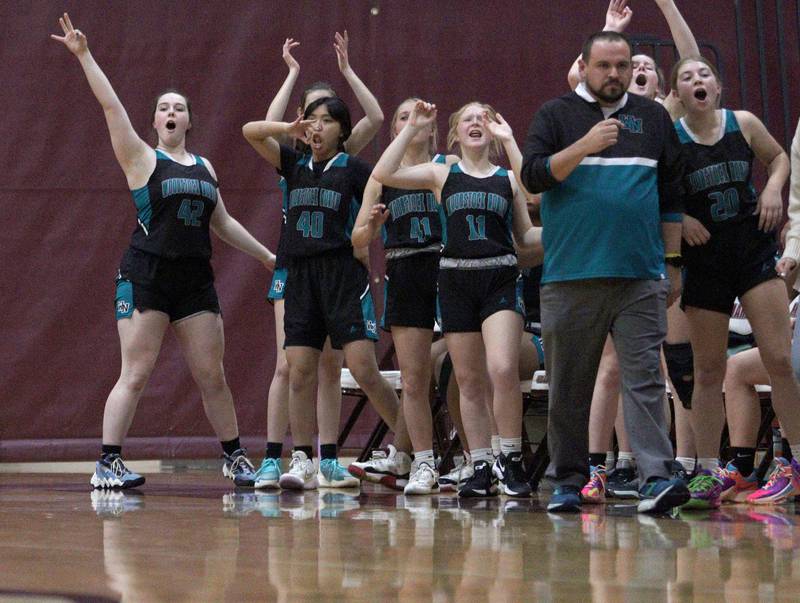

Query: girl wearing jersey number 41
left=372, top=101, right=543, bottom=498
left=671, top=56, right=800, bottom=508
left=52, top=14, right=275, bottom=490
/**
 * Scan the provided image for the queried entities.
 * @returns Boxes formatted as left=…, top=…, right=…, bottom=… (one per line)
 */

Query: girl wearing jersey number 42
left=671, top=56, right=800, bottom=507
left=52, top=14, right=275, bottom=489
left=372, top=101, right=543, bottom=498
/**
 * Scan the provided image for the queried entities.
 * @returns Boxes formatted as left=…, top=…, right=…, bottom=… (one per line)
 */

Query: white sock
left=471, top=447, right=494, bottom=464
left=617, top=451, right=634, bottom=463
left=491, top=435, right=501, bottom=457
left=675, top=456, right=696, bottom=472
left=697, top=457, right=720, bottom=472
left=413, top=449, right=435, bottom=469
left=605, top=451, right=616, bottom=470
left=500, top=437, right=522, bottom=455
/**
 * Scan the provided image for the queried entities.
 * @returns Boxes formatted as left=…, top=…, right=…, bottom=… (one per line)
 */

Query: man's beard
left=587, top=79, right=626, bottom=104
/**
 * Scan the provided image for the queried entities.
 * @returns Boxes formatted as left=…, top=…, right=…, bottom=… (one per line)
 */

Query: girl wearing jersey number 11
left=372, top=101, right=543, bottom=498
left=671, top=56, right=800, bottom=507
left=52, top=13, right=275, bottom=489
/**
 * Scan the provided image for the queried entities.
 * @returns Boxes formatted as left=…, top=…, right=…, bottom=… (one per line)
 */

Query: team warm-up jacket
left=520, top=87, right=685, bottom=284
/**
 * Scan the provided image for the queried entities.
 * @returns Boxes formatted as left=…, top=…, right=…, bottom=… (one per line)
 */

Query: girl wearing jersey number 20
left=372, top=101, right=543, bottom=498
left=52, top=14, right=275, bottom=489
left=672, top=56, right=800, bottom=507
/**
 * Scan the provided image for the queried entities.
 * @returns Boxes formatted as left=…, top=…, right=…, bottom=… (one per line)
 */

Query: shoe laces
left=369, top=450, right=388, bottom=461
left=227, top=450, right=255, bottom=473
left=413, top=463, right=435, bottom=483
left=688, top=473, right=722, bottom=493
left=762, top=461, right=790, bottom=489
left=107, top=456, right=131, bottom=478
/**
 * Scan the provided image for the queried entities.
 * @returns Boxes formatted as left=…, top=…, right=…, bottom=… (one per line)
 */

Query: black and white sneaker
left=222, top=448, right=257, bottom=487
left=458, top=460, right=499, bottom=498
left=493, top=452, right=532, bottom=498
left=606, top=462, right=639, bottom=499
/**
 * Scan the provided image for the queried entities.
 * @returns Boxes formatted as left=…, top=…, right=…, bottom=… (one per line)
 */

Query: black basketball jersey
left=129, top=150, right=218, bottom=259
left=278, top=145, right=371, bottom=258
left=381, top=154, right=446, bottom=249
left=439, top=164, right=515, bottom=259
left=675, top=110, right=757, bottom=231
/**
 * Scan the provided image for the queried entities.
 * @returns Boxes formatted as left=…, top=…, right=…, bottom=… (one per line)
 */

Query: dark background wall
left=1, top=1, right=798, bottom=460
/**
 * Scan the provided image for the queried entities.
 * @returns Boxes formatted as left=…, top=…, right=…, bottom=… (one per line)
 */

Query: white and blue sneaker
left=318, top=458, right=360, bottom=488
left=90, top=454, right=145, bottom=490
left=279, top=451, right=318, bottom=490
left=222, top=448, right=257, bottom=487
left=404, top=462, right=440, bottom=495
left=254, top=457, right=282, bottom=489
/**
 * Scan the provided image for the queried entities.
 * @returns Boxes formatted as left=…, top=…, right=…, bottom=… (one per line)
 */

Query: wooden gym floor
left=1, top=464, right=799, bottom=602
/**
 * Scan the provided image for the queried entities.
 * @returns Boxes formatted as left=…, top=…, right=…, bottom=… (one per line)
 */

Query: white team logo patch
left=366, top=320, right=377, bottom=335
left=273, top=280, right=285, bottom=293
left=117, top=300, right=131, bottom=314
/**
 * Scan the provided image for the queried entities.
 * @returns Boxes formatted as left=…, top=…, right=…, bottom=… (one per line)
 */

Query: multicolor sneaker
left=580, top=465, right=607, bottom=503
left=90, top=454, right=145, bottom=489
left=682, top=470, right=723, bottom=510
left=606, top=462, right=639, bottom=499
left=222, top=448, right=256, bottom=487
left=638, top=477, right=690, bottom=514
left=404, top=462, right=440, bottom=495
left=318, top=458, right=360, bottom=488
left=717, top=461, right=758, bottom=502
left=254, top=457, right=282, bottom=489
left=439, top=453, right=473, bottom=492
left=458, top=460, right=498, bottom=498
left=347, top=444, right=411, bottom=490
left=279, top=451, right=318, bottom=490
left=746, top=457, right=800, bottom=505
left=493, top=452, right=532, bottom=498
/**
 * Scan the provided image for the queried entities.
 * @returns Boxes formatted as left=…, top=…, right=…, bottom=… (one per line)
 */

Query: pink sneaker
left=746, top=458, right=800, bottom=505
left=717, top=461, right=758, bottom=502
left=580, top=465, right=607, bottom=504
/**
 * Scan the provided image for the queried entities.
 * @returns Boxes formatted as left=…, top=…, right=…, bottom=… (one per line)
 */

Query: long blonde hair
left=446, top=102, right=504, bottom=162
left=390, top=97, right=438, bottom=158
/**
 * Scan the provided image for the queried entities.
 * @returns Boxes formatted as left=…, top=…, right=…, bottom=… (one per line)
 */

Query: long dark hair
left=303, top=96, right=352, bottom=152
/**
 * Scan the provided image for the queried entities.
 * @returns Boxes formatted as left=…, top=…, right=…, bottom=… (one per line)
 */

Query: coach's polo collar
left=575, top=82, right=628, bottom=118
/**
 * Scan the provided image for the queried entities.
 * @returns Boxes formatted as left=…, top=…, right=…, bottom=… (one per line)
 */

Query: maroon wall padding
left=1, top=1, right=798, bottom=461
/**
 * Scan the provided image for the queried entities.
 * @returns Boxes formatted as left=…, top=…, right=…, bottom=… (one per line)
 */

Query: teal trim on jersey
left=278, top=177, right=289, bottom=212
left=438, top=202, right=448, bottom=246
left=155, top=149, right=171, bottom=161
left=433, top=153, right=447, bottom=165
left=451, top=164, right=463, bottom=174
left=331, top=153, right=349, bottom=168
left=674, top=120, right=693, bottom=144
left=360, top=286, right=379, bottom=341
left=131, top=186, right=153, bottom=231
left=532, top=334, right=544, bottom=368
left=381, top=224, right=388, bottom=244
left=724, top=109, right=740, bottom=133
left=545, top=157, right=553, bottom=178
left=115, top=279, right=134, bottom=320
left=345, top=197, right=360, bottom=239
left=540, top=163, right=665, bottom=283
left=515, top=274, right=525, bottom=316
left=267, top=268, right=288, bottom=301
left=661, top=212, right=683, bottom=223
left=496, top=167, right=509, bottom=177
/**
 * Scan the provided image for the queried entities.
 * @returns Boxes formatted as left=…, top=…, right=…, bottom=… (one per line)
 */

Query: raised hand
left=282, top=38, right=300, bottom=71
left=334, top=30, right=351, bottom=73
left=604, top=0, right=633, bottom=32
left=482, top=111, right=513, bottom=142
left=50, top=12, right=88, bottom=56
left=409, top=101, right=437, bottom=129
left=580, top=119, right=622, bottom=154
left=286, top=116, right=314, bottom=142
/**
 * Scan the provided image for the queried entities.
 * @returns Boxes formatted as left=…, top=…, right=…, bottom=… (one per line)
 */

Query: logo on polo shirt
left=618, top=114, right=643, bottom=134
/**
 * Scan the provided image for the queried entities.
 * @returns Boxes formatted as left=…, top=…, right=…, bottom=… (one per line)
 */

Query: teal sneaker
left=254, top=457, right=282, bottom=489
left=318, top=458, right=360, bottom=488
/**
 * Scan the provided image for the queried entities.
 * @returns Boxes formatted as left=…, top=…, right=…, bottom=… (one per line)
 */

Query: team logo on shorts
left=117, top=300, right=131, bottom=314
left=273, top=279, right=285, bottom=293
left=366, top=320, right=377, bottom=335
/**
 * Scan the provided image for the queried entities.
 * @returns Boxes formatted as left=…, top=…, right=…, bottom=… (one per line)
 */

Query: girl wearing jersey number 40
left=671, top=56, right=800, bottom=507
left=51, top=14, right=275, bottom=489
left=372, top=101, right=543, bottom=498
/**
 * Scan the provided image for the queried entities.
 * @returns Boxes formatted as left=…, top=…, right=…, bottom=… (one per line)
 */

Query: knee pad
left=663, top=342, right=694, bottom=409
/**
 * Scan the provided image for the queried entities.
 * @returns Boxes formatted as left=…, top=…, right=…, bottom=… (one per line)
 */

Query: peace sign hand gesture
left=50, top=13, right=88, bottom=57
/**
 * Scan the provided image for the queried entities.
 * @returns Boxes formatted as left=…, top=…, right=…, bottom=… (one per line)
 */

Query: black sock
left=221, top=437, right=242, bottom=457
left=782, top=438, right=794, bottom=462
left=320, top=443, right=337, bottom=460
left=101, top=444, right=122, bottom=459
left=589, top=453, right=606, bottom=468
left=266, top=442, right=283, bottom=459
left=296, top=445, right=314, bottom=459
left=728, top=447, right=756, bottom=476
